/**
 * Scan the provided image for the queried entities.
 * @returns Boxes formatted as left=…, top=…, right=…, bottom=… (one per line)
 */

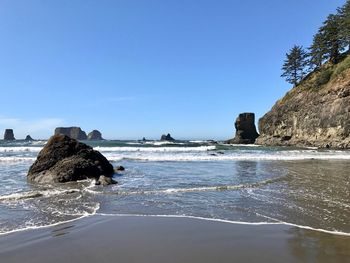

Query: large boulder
left=227, top=113, right=259, bottom=144
left=27, top=134, right=115, bottom=184
left=55, top=127, right=87, bottom=140
left=160, top=133, right=175, bottom=141
left=4, top=129, right=15, bottom=140
left=87, top=130, right=103, bottom=140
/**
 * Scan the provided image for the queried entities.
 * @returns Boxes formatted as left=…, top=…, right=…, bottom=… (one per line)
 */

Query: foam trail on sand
left=96, top=213, right=350, bottom=237
left=0, top=203, right=100, bottom=236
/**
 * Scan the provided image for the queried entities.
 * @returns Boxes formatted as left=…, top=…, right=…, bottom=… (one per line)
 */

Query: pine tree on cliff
left=281, top=45, right=308, bottom=86
left=320, top=14, right=345, bottom=63
left=337, top=0, right=350, bottom=49
left=308, top=32, right=328, bottom=69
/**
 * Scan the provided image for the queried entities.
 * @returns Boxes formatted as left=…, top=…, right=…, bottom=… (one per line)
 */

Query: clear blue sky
left=0, top=0, right=345, bottom=140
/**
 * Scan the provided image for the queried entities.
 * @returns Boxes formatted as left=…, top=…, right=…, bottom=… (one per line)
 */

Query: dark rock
left=226, top=113, right=259, bottom=144
left=95, top=175, right=117, bottom=186
left=160, top=133, right=175, bottom=141
left=115, top=166, right=125, bottom=172
left=87, top=130, right=103, bottom=140
left=27, top=134, right=114, bottom=183
left=4, top=129, right=15, bottom=140
left=54, top=127, right=87, bottom=140
left=25, top=135, right=34, bottom=141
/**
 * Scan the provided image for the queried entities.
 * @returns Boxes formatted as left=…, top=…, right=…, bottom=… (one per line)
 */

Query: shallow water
left=0, top=140, right=349, bottom=235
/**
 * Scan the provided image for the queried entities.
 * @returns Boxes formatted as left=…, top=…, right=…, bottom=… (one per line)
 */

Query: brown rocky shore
left=256, top=64, right=350, bottom=149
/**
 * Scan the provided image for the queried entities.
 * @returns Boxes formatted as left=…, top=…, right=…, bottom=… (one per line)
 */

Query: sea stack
left=27, top=134, right=115, bottom=184
left=54, top=127, right=87, bottom=140
left=87, top=130, right=103, bottom=140
left=3, top=129, right=15, bottom=141
left=227, top=113, right=259, bottom=144
left=160, top=133, right=175, bottom=141
left=25, top=135, right=34, bottom=141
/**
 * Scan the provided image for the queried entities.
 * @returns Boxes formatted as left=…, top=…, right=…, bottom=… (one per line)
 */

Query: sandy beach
left=1, top=215, right=350, bottom=263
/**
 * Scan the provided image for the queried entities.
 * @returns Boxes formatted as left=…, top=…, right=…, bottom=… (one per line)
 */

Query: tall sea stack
left=3, top=129, right=15, bottom=141
left=227, top=113, right=259, bottom=144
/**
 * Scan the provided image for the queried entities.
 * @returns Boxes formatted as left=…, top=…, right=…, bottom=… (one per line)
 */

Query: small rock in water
left=96, top=175, right=118, bottom=186
left=25, top=135, right=34, bottom=141
left=115, top=166, right=125, bottom=172
left=160, top=133, right=175, bottom=141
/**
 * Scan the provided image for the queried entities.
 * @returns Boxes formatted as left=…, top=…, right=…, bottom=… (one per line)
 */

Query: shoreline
left=1, top=214, right=350, bottom=263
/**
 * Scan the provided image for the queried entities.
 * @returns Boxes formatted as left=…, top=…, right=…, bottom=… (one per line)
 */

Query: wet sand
left=1, top=215, right=350, bottom=263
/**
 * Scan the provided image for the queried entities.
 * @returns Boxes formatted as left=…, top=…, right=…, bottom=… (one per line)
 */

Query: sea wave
left=0, top=188, right=80, bottom=202
left=95, top=146, right=216, bottom=152
left=85, top=176, right=286, bottom=196
left=0, top=147, right=42, bottom=153
left=0, top=157, right=36, bottom=163
left=103, top=152, right=350, bottom=162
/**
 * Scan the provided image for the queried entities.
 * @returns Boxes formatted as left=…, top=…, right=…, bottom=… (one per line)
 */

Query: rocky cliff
left=257, top=58, right=350, bottom=148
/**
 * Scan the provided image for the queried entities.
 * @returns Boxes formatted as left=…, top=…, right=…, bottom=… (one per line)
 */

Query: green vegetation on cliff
left=258, top=1, right=350, bottom=148
left=281, top=0, right=350, bottom=88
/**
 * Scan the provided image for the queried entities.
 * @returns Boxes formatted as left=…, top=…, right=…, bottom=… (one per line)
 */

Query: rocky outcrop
left=160, top=133, right=175, bottom=141
left=27, top=134, right=115, bottom=184
left=226, top=113, right=259, bottom=144
left=256, top=68, right=350, bottom=148
left=25, top=135, right=34, bottom=141
left=55, top=127, right=87, bottom=140
left=115, top=166, right=125, bottom=172
left=3, top=129, right=15, bottom=140
left=95, top=175, right=117, bottom=186
left=87, top=130, right=103, bottom=140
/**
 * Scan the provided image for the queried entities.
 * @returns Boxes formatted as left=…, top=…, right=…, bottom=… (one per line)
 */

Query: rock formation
left=3, top=129, right=15, bottom=140
left=25, top=135, right=34, bottom=141
left=160, top=133, right=175, bottom=141
left=27, top=134, right=115, bottom=184
left=226, top=113, right=259, bottom=144
left=115, top=165, right=125, bottom=172
left=256, top=67, right=350, bottom=148
left=87, top=130, right=103, bottom=140
left=95, top=175, right=117, bottom=186
left=55, top=127, right=87, bottom=140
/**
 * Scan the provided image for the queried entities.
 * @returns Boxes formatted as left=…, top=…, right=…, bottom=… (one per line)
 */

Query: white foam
left=0, top=203, right=100, bottom=236
left=103, top=152, right=350, bottom=162
left=95, top=146, right=216, bottom=152
left=0, top=147, right=42, bottom=153
left=0, top=157, right=36, bottom=163
left=0, top=189, right=80, bottom=202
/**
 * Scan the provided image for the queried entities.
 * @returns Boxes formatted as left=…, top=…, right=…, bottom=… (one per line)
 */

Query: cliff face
left=257, top=66, right=350, bottom=149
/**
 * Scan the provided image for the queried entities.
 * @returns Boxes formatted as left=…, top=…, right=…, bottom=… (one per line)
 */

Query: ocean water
left=0, top=140, right=350, bottom=236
